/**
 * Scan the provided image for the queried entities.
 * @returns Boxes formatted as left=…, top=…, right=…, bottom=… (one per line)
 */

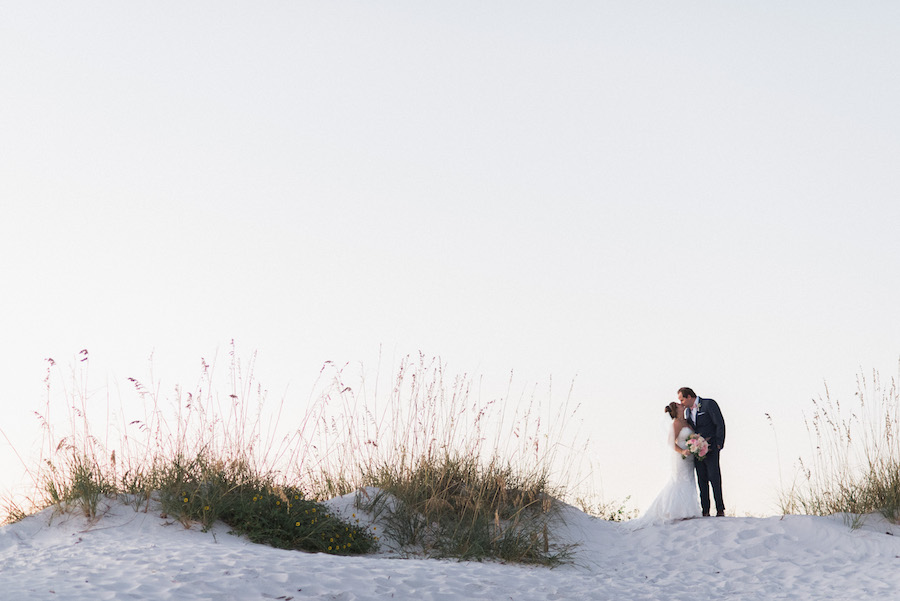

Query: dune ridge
left=1, top=492, right=898, bottom=601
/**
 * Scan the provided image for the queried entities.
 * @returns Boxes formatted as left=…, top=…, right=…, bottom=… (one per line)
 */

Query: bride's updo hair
left=664, top=401, right=680, bottom=419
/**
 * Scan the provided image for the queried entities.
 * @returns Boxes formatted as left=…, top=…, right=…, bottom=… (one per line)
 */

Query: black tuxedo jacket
left=689, top=397, right=726, bottom=450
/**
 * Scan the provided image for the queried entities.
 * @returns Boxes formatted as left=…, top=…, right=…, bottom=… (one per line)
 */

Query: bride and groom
left=630, top=387, right=726, bottom=527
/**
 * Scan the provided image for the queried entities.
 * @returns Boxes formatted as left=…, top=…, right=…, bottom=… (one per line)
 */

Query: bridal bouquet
left=685, top=433, right=709, bottom=461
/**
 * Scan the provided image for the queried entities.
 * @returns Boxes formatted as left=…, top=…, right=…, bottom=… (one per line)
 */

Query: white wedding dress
left=626, top=426, right=701, bottom=529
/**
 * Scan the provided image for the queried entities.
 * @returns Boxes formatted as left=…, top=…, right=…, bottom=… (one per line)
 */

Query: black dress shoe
left=716, top=510, right=725, bottom=517
left=702, top=512, right=710, bottom=517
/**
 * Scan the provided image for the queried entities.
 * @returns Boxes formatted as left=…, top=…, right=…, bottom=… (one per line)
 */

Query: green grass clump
left=781, top=367, right=900, bottom=524
left=153, top=454, right=375, bottom=554
left=361, top=454, right=566, bottom=564
left=33, top=444, right=377, bottom=555
left=219, top=486, right=372, bottom=554
left=43, top=451, right=115, bottom=519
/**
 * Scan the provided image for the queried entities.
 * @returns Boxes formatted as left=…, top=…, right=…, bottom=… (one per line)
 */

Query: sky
left=2, top=1, right=900, bottom=517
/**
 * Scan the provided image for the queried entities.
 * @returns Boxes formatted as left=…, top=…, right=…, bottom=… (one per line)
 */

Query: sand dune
left=1, top=494, right=898, bottom=600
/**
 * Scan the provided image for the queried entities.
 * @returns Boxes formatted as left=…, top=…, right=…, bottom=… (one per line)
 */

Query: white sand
left=1, top=493, right=898, bottom=600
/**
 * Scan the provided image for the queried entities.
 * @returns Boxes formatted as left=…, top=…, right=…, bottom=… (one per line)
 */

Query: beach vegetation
left=2, top=346, right=600, bottom=565
left=780, top=367, right=900, bottom=525
left=305, top=353, right=587, bottom=564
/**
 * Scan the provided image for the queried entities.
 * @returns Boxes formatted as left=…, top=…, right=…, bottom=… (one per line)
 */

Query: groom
left=678, top=387, right=726, bottom=517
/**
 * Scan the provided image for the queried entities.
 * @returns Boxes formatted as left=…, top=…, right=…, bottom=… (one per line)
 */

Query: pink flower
left=686, top=433, right=709, bottom=461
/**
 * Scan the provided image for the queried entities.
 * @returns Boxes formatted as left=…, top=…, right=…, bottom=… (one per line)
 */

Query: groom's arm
left=708, top=399, right=725, bottom=450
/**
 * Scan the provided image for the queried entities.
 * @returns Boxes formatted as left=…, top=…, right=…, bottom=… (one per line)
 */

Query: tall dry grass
left=781, top=365, right=900, bottom=524
left=299, top=353, right=591, bottom=563
left=2, top=346, right=603, bottom=564
left=4, top=346, right=376, bottom=555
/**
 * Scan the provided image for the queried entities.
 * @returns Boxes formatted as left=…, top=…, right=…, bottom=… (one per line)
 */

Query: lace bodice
left=675, top=426, right=692, bottom=450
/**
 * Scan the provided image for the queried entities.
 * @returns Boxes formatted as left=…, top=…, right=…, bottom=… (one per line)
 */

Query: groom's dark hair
left=678, top=387, right=696, bottom=399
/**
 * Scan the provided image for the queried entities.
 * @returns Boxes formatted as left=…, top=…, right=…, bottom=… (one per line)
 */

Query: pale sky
left=2, top=1, right=900, bottom=516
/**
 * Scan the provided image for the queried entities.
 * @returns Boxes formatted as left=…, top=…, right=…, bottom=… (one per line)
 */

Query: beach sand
left=1, top=493, right=898, bottom=600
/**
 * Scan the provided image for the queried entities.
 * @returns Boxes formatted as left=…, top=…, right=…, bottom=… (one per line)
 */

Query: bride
left=626, top=402, right=701, bottom=528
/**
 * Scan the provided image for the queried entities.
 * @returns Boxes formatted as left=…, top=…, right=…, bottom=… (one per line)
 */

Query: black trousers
left=695, top=447, right=724, bottom=514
